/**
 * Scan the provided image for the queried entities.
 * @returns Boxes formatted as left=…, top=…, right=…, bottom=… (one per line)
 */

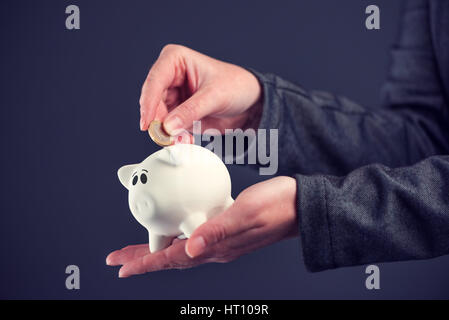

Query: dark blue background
left=1, top=0, right=448, bottom=299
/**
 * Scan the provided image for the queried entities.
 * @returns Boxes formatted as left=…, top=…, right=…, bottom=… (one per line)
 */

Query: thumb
left=185, top=205, right=241, bottom=258
left=163, top=88, right=218, bottom=135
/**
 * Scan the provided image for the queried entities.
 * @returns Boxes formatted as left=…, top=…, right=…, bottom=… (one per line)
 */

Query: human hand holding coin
left=139, top=44, right=263, bottom=137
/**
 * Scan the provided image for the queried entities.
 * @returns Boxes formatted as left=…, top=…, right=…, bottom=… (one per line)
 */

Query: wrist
left=240, top=68, right=263, bottom=130
left=242, top=97, right=263, bottom=130
left=271, top=176, right=299, bottom=239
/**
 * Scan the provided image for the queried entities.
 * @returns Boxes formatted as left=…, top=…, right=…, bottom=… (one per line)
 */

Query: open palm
left=106, top=176, right=298, bottom=278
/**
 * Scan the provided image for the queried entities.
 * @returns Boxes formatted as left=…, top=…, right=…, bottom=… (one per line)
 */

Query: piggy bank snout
left=129, top=191, right=155, bottom=222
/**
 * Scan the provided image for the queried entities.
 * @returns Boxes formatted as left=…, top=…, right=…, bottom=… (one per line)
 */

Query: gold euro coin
left=148, top=120, right=173, bottom=147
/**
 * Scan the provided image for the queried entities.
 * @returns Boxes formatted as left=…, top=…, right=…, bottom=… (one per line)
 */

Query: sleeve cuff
left=245, top=68, right=282, bottom=131
left=295, top=173, right=336, bottom=272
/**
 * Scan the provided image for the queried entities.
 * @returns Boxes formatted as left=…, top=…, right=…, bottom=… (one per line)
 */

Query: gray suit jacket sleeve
left=250, top=0, right=449, bottom=271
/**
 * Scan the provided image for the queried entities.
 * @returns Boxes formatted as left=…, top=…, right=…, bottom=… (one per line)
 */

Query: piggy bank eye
left=140, top=173, right=147, bottom=184
left=132, top=175, right=138, bottom=186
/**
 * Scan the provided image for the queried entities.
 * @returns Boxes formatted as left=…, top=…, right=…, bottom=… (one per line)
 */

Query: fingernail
left=186, top=236, right=206, bottom=258
left=106, top=256, right=111, bottom=265
left=164, top=115, right=183, bottom=135
left=118, top=269, right=126, bottom=278
left=140, top=117, right=146, bottom=131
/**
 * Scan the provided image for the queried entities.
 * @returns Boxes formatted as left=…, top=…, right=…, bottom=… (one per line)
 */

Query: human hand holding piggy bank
left=117, top=144, right=234, bottom=253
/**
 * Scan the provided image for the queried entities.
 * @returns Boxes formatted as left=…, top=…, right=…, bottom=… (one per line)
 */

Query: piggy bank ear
left=157, top=147, right=181, bottom=166
left=117, top=164, right=138, bottom=190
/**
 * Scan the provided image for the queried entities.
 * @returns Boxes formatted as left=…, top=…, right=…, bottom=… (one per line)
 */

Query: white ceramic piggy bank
left=117, top=144, right=234, bottom=253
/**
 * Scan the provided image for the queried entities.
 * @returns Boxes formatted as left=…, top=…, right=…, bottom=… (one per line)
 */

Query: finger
left=172, top=238, right=183, bottom=244
left=106, top=244, right=149, bottom=266
left=154, top=100, right=169, bottom=121
left=139, top=55, right=184, bottom=131
left=163, top=87, right=219, bottom=135
left=185, top=204, right=249, bottom=259
left=165, top=87, right=181, bottom=108
left=118, top=240, right=199, bottom=277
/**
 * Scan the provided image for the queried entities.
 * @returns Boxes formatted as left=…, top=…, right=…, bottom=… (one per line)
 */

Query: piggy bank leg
left=179, top=213, right=207, bottom=238
left=148, top=232, right=172, bottom=253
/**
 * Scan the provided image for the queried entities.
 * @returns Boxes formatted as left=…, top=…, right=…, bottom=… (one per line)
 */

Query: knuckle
left=155, top=251, right=175, bottom=270
left=163, top=247, right=176, bottom=261
left=164, top=247, right=190, bottom=268
left=160, top=43, right=183, bottom=56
